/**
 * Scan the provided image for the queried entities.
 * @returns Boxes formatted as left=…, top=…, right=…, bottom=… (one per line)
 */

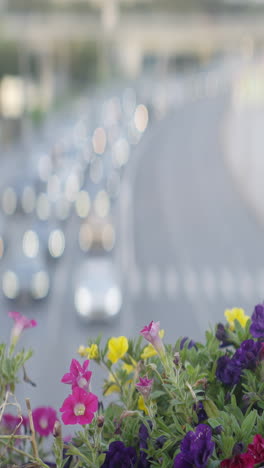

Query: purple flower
left=101, top=441, right=137, bottom=468
left=180, top=337, right=197, bottom=350
left=140, top=321, right=165, bottom=355
left=250, top=304, right=264, bottom=338
left=216, top=355, right=241, bottom=385
left=136, top=377, right=153, bottom=399
left=233, top=339, right=261, bottom=370
left=174, top=424, right=214, bottom=468
left=215, top=323, right=231, bottom=347
left=196, top=402, right=207, bottom=424
left=138, top=423, right=151, bottom=468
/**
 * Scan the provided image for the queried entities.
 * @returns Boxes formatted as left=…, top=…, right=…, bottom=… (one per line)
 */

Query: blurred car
left=78, top=215, right=115, bottom=253
left=74, top=257, right=122, bottom=321
left=2, top=254, right=50, bottom=303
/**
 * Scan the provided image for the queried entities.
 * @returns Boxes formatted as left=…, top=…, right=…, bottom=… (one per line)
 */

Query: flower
left=104, top=374, right=120, bottom=396
left=141, top=344, right=157, bottom=359
left=1, top=414, right=21, bottom=435
left=136, top=377, right=153, bottom=399
left=216, top=355, right=241, bottom=385
left=101, top=440, right=137, bottom=468
left=174, top=424, right=215, bottom=468
left=107, top=336, right=128, bottom=364
left=85, top=344, right=99, bottom=360
left=224, top=308, right=249, bottom=331
left=8, top=311, right=37, bottom=346
left=61, top=359, right=92, bottom=392
left=60, top=387, right=98, bottom=425
left=138, top=423, right=152, bottom=468
left=180, top=337, right=197, bottom=350
left=250, top=303, right=264, bottom=338
left=247, top=434, right=264, bottom=464
left=216, top=323, right=231, bottom=346
left=140, top=321, right=165, bottom=355
left=233, top=339, right=261, bottom=370
left=77, top=345, right=87, bottom=357
left=32, top=407, right=57, bottom=437
left=220, top=453, right=255, bottom=467
left=138, top=394, right=149, bottom=414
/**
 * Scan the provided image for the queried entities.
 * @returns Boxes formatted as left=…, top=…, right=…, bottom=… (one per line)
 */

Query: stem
left=26, top=397, right=39, bottom=459
left=0, top=439, right=50, bottom=467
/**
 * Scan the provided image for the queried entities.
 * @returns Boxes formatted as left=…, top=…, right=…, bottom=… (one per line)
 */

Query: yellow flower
left=77, top=345, right=87, bottom=357
left=141, top=344, right=157, bottom=359
left=140, top=330, right=164, bottom=359
left=77, top=344, right=99, bottom=359
left=85, top=344, right=99, bottom=360
left=138, top=395, right=149, bottom=414
left=104, top=374, right=120, bottom=396
left=107, top=336, right=128, bottom=364
left=224, top=308, right=249, bottom=331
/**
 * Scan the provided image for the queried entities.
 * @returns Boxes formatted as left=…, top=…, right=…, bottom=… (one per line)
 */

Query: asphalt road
left=2, top=83, right=264, bottom=423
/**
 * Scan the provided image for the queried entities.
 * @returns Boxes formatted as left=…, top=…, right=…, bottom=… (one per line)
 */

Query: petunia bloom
left=32, top=407, right=57, bottom=437
left=140, top=321, right=165, bottom=355
left=107, top=336, right=128, bottom=364
left=61, top=359, right=92, bottom=392
left=8, top=311, right=37, bottom=346
left=60, top=387, right=98, bottom=425
left=174, top=424, right=214, bottom=468
left=250, top=303, right=264, bottom=338
left=216, top=355, right=241, bottom=386
left=247, top=434, right=264, bottom=464
left=136, top=377, right=153, bottom=399
left=233, top=339, right=261, bottom=370
left=101, top=441, right=137, bottom=468
left=224, top=308, right=249, bottom=331
left=220, top=452, right=255, bottom=468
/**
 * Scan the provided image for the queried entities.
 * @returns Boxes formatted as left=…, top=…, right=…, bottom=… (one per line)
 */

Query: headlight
left=2, top=187, right=17, bottom=215
left=104, top=286, right=122, bottom=316
left=48, top=230, right=65, bottom=258
left=31, top=271, right=50, bottom=299
left=75, top=287, right=93, bottom=317
left=75, top=191, right=91, bottom=218
left=23, top=230, right=39, bottom=258
left=2, top=271, right=19, bottom=299
left=21, top=186, right=36, bottom=214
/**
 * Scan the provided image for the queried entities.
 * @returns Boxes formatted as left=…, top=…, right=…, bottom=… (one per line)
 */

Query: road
left=2, top=80, right=264, bottom=424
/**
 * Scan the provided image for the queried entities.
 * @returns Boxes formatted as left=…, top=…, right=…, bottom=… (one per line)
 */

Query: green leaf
left=241, top=410, right=257, bottom=438
left=203, top=400, right=219, bottom=418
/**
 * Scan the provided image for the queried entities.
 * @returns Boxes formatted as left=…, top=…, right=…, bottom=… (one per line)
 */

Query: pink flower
left=61, top=359, right=92, bottom=392
left=247, top=434, right=264, bottom=464
left=32, top=407, right=57, bottom=437
left=220, top=453, right=255, bottom=468
left=8, top=311, right=37, bottom=346
left=136, top=377, right=153, bottom=399
left=1, top=414, right=21, bottom=434
left=140, top=321, right=164, bottom=355
left=60, top=387, right=98, bottom=425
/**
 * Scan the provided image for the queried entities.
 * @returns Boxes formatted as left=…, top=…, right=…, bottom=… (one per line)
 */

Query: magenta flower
left=1, top=414, right=21, bottom=434
left=8, top=311, right=37, bottom=346
left=32, top=407, right=57, bottom=437
left=140, top=321, right=165, bottom=355
left=60, top=387, right=98, bottom=425
left=136, top=377, right=153, bottom=399
left=61, top=359, right=92, bottom=392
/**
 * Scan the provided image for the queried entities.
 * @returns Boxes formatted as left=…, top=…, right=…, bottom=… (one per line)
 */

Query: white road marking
left=219, top=267, right=235, bottom=300
left=146, top=265, right=161, bottom=299
left=202, top=267, right=216, bottom=300
left=165, top=266, right=179, bottom=299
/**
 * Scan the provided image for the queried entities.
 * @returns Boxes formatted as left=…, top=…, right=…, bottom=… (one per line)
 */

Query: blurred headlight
left=75, top=191, right=91, bottom=218
left=48, top=230, right=65, bottom=258
left=2, top=187, right=17, bottom=215
left=92, top=127, right=106, bottom=155
left=31, top=271, right=50, bottom=299
left=112, top=138, right=130, bottom=168
left=22, top=186, right=36, bottom=214
left=23, top=230, right=39, bottom=258
left=134, top=104, right=148, bottom=133
left=55, top=197, right=71, bottom=221
left=104, top=286, right=122, bottom=316
left=2, top=271, right=19, bottom=299
left=94, top=190, right=110, bottom=218
left=79, top=224, right=93, bottom=252
left=36, top=193, right=50, bottom=220
left=102, top=224, right=115, bottom=251
left=65, top=173, right=80, bottom=202
left=75, top=287, right=93, bottom=317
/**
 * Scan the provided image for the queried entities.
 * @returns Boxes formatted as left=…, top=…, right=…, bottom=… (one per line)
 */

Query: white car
left=74, top=257, right=122, bottom=321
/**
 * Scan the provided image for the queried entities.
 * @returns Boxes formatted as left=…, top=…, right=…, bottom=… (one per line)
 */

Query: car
left=2, top=254, right=50, bottom=303
left=74, top=257, right=122, bottom=321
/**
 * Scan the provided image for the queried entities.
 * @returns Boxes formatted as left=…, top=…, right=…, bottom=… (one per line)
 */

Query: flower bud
left=97, top=415, right=104, bottom=428
left=173, top=352, right=180, bottom=366
left=53, top=420, right=62, bottom=438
